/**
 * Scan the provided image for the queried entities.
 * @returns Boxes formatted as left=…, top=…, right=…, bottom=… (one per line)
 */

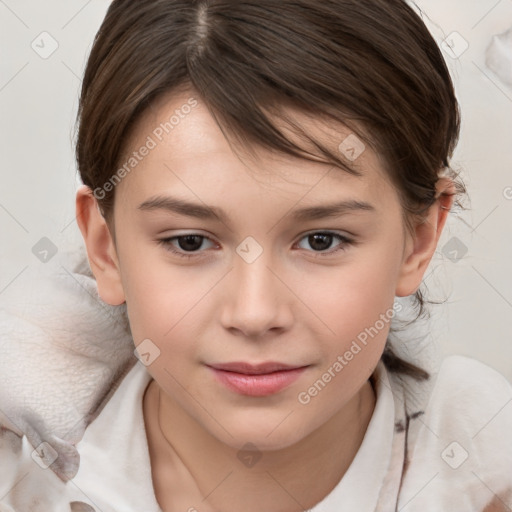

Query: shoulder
left=437, top=353, right=511, bottom=388
left=0, top=428, right=72, bottom=510
left=424, top=354, right=512, bottom=445
left=430, top=354, right=512, bottom=418
left=397, top=355, right=512, bottom=510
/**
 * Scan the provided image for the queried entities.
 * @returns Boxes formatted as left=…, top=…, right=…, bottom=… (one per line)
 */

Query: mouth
left=207, top=361, right=309, bottom=397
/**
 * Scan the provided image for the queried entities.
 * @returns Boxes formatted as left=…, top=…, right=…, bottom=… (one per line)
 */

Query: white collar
left=71, top=361, right=161, bottom=510
left=72, top=361, right=397, bottom=512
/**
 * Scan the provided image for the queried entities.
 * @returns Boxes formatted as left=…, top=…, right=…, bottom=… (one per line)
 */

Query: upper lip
left=208, top=362, right=307, bottom=375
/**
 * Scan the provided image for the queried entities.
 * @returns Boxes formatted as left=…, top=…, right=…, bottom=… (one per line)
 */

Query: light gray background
left=1, top=1, right=511, bottom=381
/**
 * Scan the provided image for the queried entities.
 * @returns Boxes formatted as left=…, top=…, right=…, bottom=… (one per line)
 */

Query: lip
left=207, top=362, right=309, bottom=397
left=209, top=361, right=304, bottom=375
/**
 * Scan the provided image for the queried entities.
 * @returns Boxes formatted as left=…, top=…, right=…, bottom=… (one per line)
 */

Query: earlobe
left=395, top=177, right=455, bottom=297
left=75, top=185, right=126, bottom=305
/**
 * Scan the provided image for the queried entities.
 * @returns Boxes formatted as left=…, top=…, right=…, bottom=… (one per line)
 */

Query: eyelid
left=296, top=228, right=354, bottom=241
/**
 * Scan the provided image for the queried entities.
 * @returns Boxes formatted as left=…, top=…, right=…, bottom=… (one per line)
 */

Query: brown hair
left=75, top=0, right=466, bottom=381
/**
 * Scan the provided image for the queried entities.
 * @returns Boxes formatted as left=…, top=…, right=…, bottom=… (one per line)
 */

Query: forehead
left=115, top=88, right=397, bottom=208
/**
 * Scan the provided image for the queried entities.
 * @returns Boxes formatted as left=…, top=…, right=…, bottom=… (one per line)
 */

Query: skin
left=76, top=88, right=454, bottom=512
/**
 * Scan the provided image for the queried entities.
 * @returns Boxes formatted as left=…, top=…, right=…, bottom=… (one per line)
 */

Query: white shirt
left=1, top=355, right=511, bottom=511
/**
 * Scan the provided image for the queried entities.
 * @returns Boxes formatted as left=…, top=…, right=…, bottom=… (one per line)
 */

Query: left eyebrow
left=137, top=195, right=376, bottom=222
left=290, top=199, right=376, bottom=221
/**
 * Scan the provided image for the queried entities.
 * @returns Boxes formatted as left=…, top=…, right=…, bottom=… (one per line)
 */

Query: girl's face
left=82, top=88, right=442, bottom=451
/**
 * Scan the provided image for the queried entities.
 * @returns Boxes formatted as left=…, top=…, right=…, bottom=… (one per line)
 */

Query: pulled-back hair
left=75, top=0, right=466, bottom=381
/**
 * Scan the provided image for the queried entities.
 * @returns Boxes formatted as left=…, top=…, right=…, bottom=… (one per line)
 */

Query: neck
left=143, top=377, right=375, bottom=512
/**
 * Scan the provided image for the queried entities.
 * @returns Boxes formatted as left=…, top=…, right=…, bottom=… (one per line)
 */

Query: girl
left=1, top=0, right=511, bottom=511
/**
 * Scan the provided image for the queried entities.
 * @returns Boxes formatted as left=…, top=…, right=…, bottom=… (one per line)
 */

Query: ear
left=75, top=185, right=126, bottom=305
left=395, top=177, right=455, bottom=297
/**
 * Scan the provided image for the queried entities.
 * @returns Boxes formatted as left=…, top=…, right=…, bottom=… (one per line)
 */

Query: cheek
left=118, top=253, right=231, bottom=429
left=307, top=249, right=401, bottom=346
left=118, top=241, right=223, bottom=370
left=294, top=258, right=399, bottom=420
left=122, top=263, right=207, bottom=341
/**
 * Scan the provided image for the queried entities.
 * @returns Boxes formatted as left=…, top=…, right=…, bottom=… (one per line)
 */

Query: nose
left=220, top=249, right=293, bottom=339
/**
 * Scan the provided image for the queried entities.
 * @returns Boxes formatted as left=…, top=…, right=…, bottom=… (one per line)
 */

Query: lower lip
left=209, top=367, right=307, bottom=397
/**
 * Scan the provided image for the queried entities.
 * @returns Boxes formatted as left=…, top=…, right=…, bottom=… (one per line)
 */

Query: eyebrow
left=137, top=195, right=376, bottom=222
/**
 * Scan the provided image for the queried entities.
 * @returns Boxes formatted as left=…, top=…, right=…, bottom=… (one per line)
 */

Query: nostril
left=70, top=502, right=96, bottom=512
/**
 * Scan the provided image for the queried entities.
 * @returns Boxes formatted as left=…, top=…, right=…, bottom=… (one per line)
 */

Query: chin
left=207, top=412, right=312, bottom=452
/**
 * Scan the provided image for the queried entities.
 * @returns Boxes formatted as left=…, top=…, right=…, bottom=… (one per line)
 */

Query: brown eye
left=296, top=231, right=353, bottom=256
left=308, top=233, right=334, bottom=251
left=175, top=235, right=204, bottom=251
left=157, top=233, right=216, bottom=259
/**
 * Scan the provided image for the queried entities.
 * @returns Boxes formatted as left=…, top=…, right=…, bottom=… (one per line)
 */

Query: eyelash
left=156, top=231, right=354, bottom=260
